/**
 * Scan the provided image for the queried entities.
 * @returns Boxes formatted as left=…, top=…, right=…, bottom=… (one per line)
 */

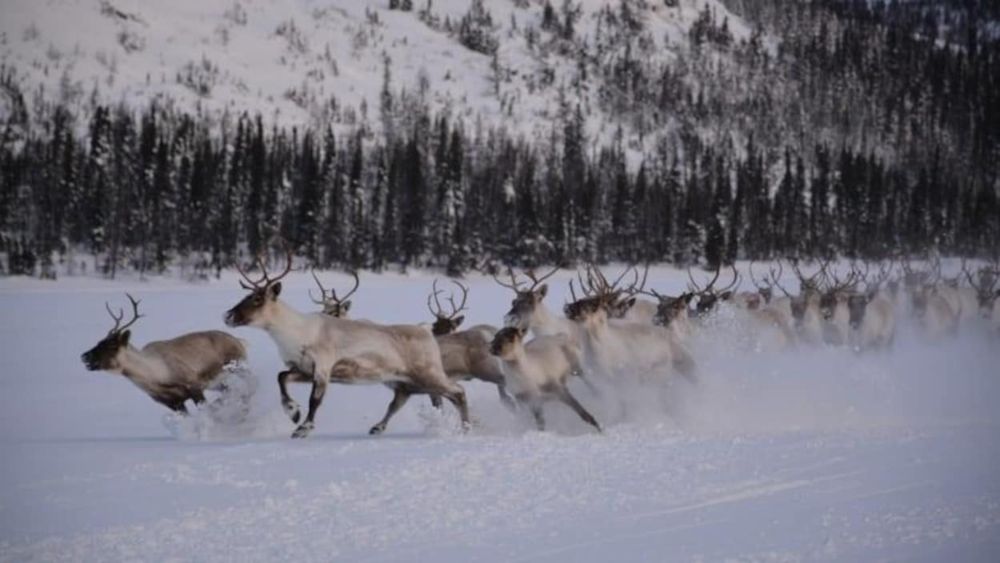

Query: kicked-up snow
left=1, top=265, right=999, bottom=561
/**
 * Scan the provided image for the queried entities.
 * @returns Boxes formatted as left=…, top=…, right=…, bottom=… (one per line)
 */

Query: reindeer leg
left=497, top=383, right=517, bottom=411
left=555, top=387, right=602, bottom=433
left=278, top=368, right=310, bottom=424
left=370, top=384, right=414, bottom=435
left=530, top=401, right=546, bottom=431
left=429, top=394, right=444, bottom=409
left=292, top=376, right=327, bottom=439
left=574, top=371, right=602, bottom=396
left=441, top=384, right=470, bottom=431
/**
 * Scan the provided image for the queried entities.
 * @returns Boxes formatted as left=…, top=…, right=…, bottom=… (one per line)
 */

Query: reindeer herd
left=81, top=252, right=1000, bottom=438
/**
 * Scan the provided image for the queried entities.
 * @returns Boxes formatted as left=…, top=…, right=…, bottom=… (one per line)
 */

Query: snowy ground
left=1, top=265, right=999, bottom=562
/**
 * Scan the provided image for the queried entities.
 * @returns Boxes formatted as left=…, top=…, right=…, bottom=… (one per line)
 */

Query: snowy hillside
left=0, top=0, right=747, bottom=152
left=1, top=265, right=1000, bottom=561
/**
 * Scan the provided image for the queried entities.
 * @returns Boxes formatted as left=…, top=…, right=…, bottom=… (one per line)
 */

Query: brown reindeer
left=81, top=294, right=247, bottom=413
left=426, top=279, right=516, bottom=410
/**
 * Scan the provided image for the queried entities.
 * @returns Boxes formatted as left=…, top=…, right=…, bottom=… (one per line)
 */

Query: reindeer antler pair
left=105, top=293, right=144, bottom=335
left=688, top=263, right=739, bottom=295
left=749, top=260, right=782, bottom=292
left=570, top=264, right=636, bottom=301
left=310, top=270, right=360, bottom=309
left=493, top=265, right=559, bottom=293
left=236, top=240, right=294, bottom=290
left=427, top=279, right=469, bottom=320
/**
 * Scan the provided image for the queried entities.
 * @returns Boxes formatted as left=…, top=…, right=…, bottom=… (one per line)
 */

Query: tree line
left=0, top=0, right=997, bottom=277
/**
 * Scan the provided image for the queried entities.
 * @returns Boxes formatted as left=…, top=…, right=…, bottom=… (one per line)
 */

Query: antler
left=493, top=266, right=525, bottom=292
left=105, top=293, right=144, bottom=335
left=771, top=271, right=794, bottom=298
left=624, top=264, right=650, bottom=296
left=524, top=265, right=560, bottom=291
left=427, top=279, right=469, bottom=320
left=769, top=261, right=784, bottom=286
left=749, top=261, right=776, bottom=291
left=826, top=266, right=859, bottom=294
left=688, top=264, right=722, bottom=294
left=237, top=240, right=294, bottom=290
left=719, top=265, right=740, bottom=293
left=309, top=270, right=360, bottom=307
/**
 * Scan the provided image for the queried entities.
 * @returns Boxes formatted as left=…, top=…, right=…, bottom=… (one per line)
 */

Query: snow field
left=1, top=263, right=999, bottom=561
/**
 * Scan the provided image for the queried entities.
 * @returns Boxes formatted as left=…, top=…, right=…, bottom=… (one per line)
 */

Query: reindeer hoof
left=284, top=402, right=302, bottom=424
left=368, top=424, right=385, bottom=435
left=291, top=422, right=313, bottom=439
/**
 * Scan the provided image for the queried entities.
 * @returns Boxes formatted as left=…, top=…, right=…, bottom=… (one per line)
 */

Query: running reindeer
left=309, top=269, right=360, bottom=318
left=496, top=266, right=579, bottom=338
left=686, top=264, right=741, bottom=318
left=490, top=327, right=602, bottom=432
left=81, top=294, right=248, bottom=413
left=425, top=279, right=515, bottom=410
left=224, top=248, right=469, bottom=437
left=844, top=262, right=897, bottom=352
left=565, top=265, right=696, bottom=381
left=963, top=260, right=1000, bottom=328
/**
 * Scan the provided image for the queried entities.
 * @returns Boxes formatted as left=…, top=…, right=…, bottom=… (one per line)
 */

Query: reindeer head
left=964, top=261, right=1000, bottom=319
left=902, top=257, right=940, bottom=291
left=82, top=293, right=144, bottom=372
left=310, top=270, right=359, bottom=318
left=910, top=284, right=934, bottom=319
left=489, top=326, right=525, bottom=360
left=605, top=265, right=647, bottom=319
left=427, top=279, right=469, bottom=336
left=224, top=246, right=293, bottom=328
left=818, top=266, right=860, bottom=321
left=495, top=266, right=559, bottom=330
left=846, top=293, right=872, bottom=330
left=749, top=261, right=781, bottom=304
left=563, top=264, right=633, bottom=325
left=649, top=291, right=694, bottom=328
left=772, top=273, right=811, bottom=327
left=792, top=259, right=828, bottom=295
left=688, top=264, right=739, bottom=318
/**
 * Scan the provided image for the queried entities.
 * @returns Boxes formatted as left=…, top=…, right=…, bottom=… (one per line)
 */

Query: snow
left=0, top=0, right=748, bottom=158
left=1, top=264, right=999, bottom=561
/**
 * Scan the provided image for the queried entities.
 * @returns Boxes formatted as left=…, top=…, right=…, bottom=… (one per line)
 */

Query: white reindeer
left=81, top=294, right=247, bottom=414
left=223, top=251, right=468, bottom=438
left=489, top=327, right=601, bottom=432
left=564, top=272, right=696, bottom=383
left=846, top=291, right=896, bottom=351
left=495, top=266, right=580, bottom=339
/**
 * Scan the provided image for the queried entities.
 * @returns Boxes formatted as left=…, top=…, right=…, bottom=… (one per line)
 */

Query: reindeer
left=909, top=262, right=960, bottom=338
left=736, top=261, right=781, bottom=311
left=224, top=250, right=469, bottom=438
left=687, top=264, right=740, bottom=318
left=309, top=269, right=360, bottom=318
left=425, top=279, right=515, bottom=410
left=689, top=262, right=793, bottom=351
left=817, top=264, right=861, bottom=346
left=81, top=294, right=247, bottom=413
left=964, top=261, right=1000, bottom=327
left=771, top=260, right=828, bottom=345
left=845, top=270, right=896, bottom=352
left=489, top=327, right=601, bottom=432
left=595, top=265, right=659, bottom=324
left=496, top=266, right=579, bottom=338
left=564, top=272, right=696, bottom=382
